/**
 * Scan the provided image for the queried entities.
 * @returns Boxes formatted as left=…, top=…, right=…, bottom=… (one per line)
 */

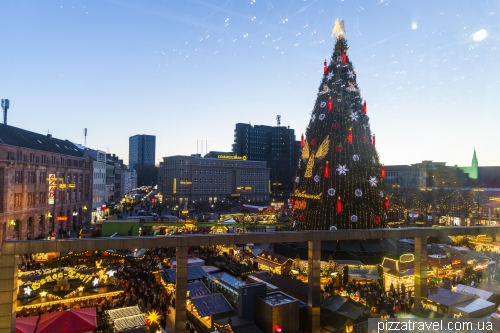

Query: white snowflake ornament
left=369, top=177, right=378, bottom=187
left=349, top=111, right=359, bottom=122
left=380, top=190, right=384, bottom=197
left=327, top=72, right=334, bottom=81
left=310, top=114, right=316, bottom=122
left=336, top=164, right=349, bottom=175
left=348, top=70, right=354, bottom=79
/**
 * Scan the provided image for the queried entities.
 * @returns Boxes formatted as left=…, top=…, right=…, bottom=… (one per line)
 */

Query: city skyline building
left=232, top=123, right=299, bottom=200
left=129, top=134, right=156, bottom=168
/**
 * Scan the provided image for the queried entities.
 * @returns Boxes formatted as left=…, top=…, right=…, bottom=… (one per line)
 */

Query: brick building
left=0, top=124, right=92, bottom=242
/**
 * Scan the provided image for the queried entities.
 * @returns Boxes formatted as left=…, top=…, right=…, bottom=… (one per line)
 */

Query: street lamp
left=344, top=318, right=354, bottom=333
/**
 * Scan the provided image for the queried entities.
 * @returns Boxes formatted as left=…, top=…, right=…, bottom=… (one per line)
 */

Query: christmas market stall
left=15, top=315, right=38, bottom=333
left=253, top=250, right=293, bottom=275
left=347, top=264, right=381, bottom=284
left=187, top=293, right=234, bottom=332
left=105, top=306, right=146, bottom=332
left=16, top=266, right=123, bottom=318
left=320, top=295, right=368, bottom=329
left=423, top=288, right=476, bottom=317
left=381, top=254, right=415, bottom=292
left=35, top=307, right=97, bottom=333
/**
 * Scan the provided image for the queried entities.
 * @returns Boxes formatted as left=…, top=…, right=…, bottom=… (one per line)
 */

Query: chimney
left=47, top=134, right=52, bottom=139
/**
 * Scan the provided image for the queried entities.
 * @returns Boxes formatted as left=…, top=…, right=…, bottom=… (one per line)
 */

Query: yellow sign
left=217, top=155, right=247, bottom=160
left=181, top=210, right=189, bottom=214
left=180, top=181, right=192, bottom=185
left=399, top=254, right=414, bottom=263
left=173, top=178, right=177, bottom=194
left=231, top=194, right=240, bottom=197
left=31, top=269, right=93, bottom=290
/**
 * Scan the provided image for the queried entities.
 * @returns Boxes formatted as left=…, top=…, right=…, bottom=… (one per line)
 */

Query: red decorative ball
left=299, top=213, right=305, bottom=221
left=361, top=134, right=369, bottom=142
left=373, top=216, right=381, bottom=224
left=311, top=138, right=318, bottom=146
left=332, top=122, right=341, bottom=130
left=335, top=145, right=344, bottom=153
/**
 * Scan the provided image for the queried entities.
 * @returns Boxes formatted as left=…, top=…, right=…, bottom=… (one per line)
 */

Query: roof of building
left=161, top=266, right=207, bottom=283
left=187, top=281, right=211, bottom=298
left=427, top=288, right=476, bottom=307
left=190, top=293, right=233, bottom=317
left=455, top=284, right=494, bottom=301
left=0, top=123, right=84, bottom=157
left=214, top=316, right=264, bottom=333
left=256, top=250, right=292, bottom=265
left=208, top=272, right=245, bottom=290
left=320, top=295, right=367, bottom=320
left=259, top=291, right=298, bottom=306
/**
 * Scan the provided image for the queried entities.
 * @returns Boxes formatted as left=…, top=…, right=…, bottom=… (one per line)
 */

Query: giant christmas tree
left=291, top=20, right=387, bottom=231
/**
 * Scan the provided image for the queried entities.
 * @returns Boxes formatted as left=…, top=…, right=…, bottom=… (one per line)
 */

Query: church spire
left=472, top=147, right=478, bottom=168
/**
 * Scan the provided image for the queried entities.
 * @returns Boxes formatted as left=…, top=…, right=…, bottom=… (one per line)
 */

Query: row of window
left=14, top=191, right=83, bottom=207
left=8, top=151, right=86, bottom=167
left=14, top=171, right=84, bottom=185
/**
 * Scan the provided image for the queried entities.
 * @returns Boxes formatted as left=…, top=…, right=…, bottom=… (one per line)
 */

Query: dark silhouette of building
left=129, top=134, right=156, bottom=168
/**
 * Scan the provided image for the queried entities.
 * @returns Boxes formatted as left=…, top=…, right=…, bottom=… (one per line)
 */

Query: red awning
left=36, top=307, right=97, bottom=333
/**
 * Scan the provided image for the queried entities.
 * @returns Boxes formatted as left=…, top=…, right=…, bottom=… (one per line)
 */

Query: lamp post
left=344, top=318, right=354, bottom=333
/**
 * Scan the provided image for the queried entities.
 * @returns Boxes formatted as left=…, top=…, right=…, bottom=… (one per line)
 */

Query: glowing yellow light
left=147, top=309, right=161, bottom=325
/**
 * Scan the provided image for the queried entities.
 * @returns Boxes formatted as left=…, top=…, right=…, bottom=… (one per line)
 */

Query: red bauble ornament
left=301, top=133, right=304, bottom=148
left=311, top=138, right=318, bottom=146
left=384, top=197, right=389, bottom=211
left=324, top=161, right=330, bottom=179
left=348, top=127, right=353, bottom=144
left=324, top=59, right=328, bottom=74
left=299, top=213, right=305, bottom=221
left=342, top=50, right=347, bottom=64
left=381, top=164, right=386, bottom=180
left=337, top=196, right=342, bottom=214
left=372, top=133, right=376, bottom=146
left=335, top=145, right=344, bottom=153
left=373, top=216, right=381, bottom=224
left=328, top=96, right=333, bottom=112
left=333, top=122, right=341, bottom=130
left=363, top=100, right=367, bottom=114
left=361, top=134, right=369, bottom=142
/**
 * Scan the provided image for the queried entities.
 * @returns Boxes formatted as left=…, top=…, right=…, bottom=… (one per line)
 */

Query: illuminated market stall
left=254, top=250, right=293, bottom=275
left=187, top=293, right=234, bottom=332
left=105, top=306, right=146, bottom=332
left=381, top=254, right=415, bottom=292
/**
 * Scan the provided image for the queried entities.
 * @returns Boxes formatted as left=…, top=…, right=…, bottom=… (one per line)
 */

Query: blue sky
left=1, top=0, right=499, bottom=166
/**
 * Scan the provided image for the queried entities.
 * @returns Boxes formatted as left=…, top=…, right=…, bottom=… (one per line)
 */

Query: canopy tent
left=450, top=298, right=496, bottom=318
left=321, top=295, right=367, bottom=328
left=16, top=316, right=39, bottom=333
left=36, top=307, right=97, bottom=333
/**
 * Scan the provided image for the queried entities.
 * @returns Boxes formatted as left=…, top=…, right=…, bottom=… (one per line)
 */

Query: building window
left=28, top=192, right=35, bottom=205
left=15, top=171, right=23, bottom=184
left=14, top=193, right=22, bottom=207
left=39, top=172, right=46, bottom=183
left=39, top=192, right=46, bottom=204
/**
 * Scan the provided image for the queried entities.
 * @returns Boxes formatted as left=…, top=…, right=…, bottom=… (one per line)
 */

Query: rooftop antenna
left=1, top=99, right=9, bottom=125
left=197, top=139, right=199, bottom=155
left=84, top=128, right=87, bottom=148
left=276, top=115, right=281, bottom=126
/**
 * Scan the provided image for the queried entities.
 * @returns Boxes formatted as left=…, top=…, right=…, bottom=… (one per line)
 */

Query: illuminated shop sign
left=217, top=155, right=247, bottom=160
left=48, top=173, right=56, bottom=205
left=180, top=181, right=192, bottom=185
left=31, top=269, right=93, bottom=290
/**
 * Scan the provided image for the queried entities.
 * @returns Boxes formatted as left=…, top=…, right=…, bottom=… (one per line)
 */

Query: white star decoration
left=348, top=70, right=354, bottom=79
left=24, top=286, right=32, bottom=296
left=327, top=71, right=334, bottom=81
left=369, top=177, right=378, bottom=187
left=106, top=270, right=116, bottom=277
left=40, top=291, right=47, bottom=297
left=349, top=111, right=359, bottom=121
left=336, top=165, right=349, bottom=175
left=77, top=286, right=84, bottom=292
left=93, top=278, right=99, bottom=286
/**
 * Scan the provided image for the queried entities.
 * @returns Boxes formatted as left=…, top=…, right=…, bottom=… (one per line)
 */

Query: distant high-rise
left=129, top=134, right=156, bottom=168
left=232, top=123, right=299, bottom=198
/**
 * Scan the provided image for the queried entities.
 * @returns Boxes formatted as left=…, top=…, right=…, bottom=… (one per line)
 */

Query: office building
left=232, top=123, right=299, bottom=199
left=160, top=154, right=270, bottom=211
left=129, top=134, right=156, bottom=168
